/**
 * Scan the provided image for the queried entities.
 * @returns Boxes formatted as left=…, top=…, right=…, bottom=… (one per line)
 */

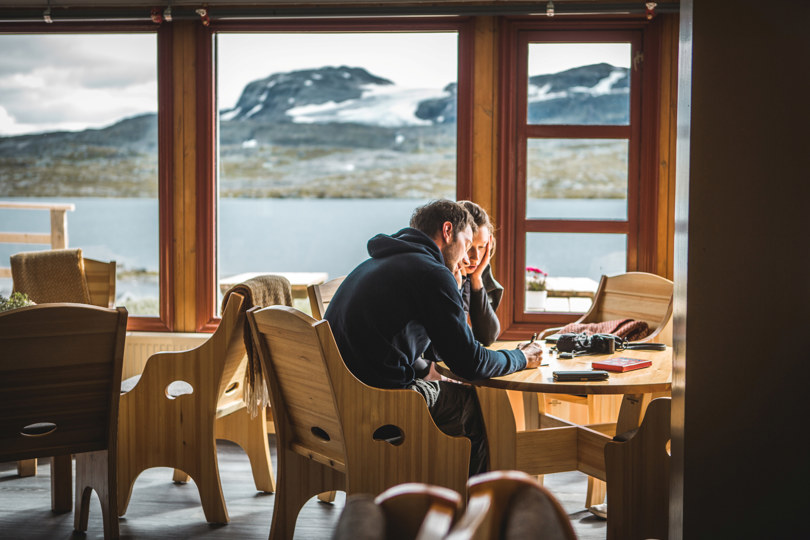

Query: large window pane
left=216, top=32, right=458, bottom=313
left=0, top=34, right=159, bottom=316
left=527, top=43, right=631, bottom=125
left=524, top=232, right=625, bottom=313
left=526, top=138, right=628, bottom=220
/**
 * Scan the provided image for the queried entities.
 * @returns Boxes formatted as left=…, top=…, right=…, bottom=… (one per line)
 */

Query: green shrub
left=0, top=291, right=34, bottom=312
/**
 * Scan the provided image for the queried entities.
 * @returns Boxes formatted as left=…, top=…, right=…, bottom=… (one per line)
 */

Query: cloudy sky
left=0, top=34, right=158, bottom=135
left=0, top=32, right=628, bottom=136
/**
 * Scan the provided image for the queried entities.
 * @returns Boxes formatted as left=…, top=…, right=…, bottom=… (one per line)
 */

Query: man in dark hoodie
left=325, top=199, right=543, bottom=475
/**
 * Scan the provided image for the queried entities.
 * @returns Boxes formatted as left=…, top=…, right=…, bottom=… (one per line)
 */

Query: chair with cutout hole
left=604, top=397, right=671, bottom=540
left=534, top=271, right=674, bottom=508
left=333, top=483, right=462, bottom=540
left=0, top=303, right=127, bottom=539
left=247, top=305, right=470, bottom=540
left=116, top=291, right=275, bottom=525
left=306, top=274, right=346, bottom=503
left=446, top=470, right=577, bottom=540
left=10, top=248, right=117, bottom=478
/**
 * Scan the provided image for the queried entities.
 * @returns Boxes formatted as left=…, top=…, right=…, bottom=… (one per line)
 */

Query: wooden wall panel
left=470, top=16, right=499, bottom=229
left=172, top=21, right=199, bottom=332
left=673, top=1, right=809, bottom=538
left=655, top=14, right=679, bottom=280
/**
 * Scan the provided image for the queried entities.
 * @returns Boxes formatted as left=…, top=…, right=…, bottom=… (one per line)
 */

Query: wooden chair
left=246, top=305, right=470, bottom=540
left=604, top=397, right=671, bottom=540
left=333, top=483, right=462, bottom=540
left=446, top=470, right=577, bottom=540
left=533, top=271, right=673, bottom=507
left=539, top=272, right=674, bottom=344
left=0, top=303, right=128, bottom=539
left=10, top=248, right=116, bottom=308
left=117, top=292, right=275, bottom=525
left=83, top=257, right=117, bottom=308
left=305, top=274, right=347, bottom=503
left=10, top=249, right=116, bottom=477
left=307, top=274, right=346, bottom=319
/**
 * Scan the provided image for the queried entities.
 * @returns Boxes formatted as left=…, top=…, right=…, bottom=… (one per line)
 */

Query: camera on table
left=556, top=332, right=626, bottom=355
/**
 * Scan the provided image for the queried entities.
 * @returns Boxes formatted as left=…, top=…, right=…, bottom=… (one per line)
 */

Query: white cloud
left=0, top=34, right=157, bottom=136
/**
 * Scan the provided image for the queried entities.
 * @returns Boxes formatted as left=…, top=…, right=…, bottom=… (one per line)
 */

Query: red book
left=591, top=357, right=652, bottom=372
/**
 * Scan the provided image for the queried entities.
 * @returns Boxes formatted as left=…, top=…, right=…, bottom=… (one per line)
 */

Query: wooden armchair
left=539, top=272, right=674, bottom=344
left=533, top=271, right=673, bottom=507
left=0, top=303, right=128, bottom=539
left=10, top=248, right=116, bottom=477
left=307, top=274, right=346, bottom=319
left=10, top=248, right=116, bottom=308
left=306, top=274, right=346, bottom=503
left=117, top=292, right=275, bottom=525
left=333, top=483, right=462, bottom=540
left=604, top=397, right=671, bottom=540
left=446, top=470, right=576, bottom=540
left=247, top=305, right=470, bottom=540
left=83, top=256, right=117, bottom=308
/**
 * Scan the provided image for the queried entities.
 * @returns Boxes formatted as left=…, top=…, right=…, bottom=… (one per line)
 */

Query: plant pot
left=526, top=290, right=548, bottom=311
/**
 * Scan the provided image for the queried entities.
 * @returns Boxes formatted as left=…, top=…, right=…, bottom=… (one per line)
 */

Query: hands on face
left=465, top=237, right=492, bottom=290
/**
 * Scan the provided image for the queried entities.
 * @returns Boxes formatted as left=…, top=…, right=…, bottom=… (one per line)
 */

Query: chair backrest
left=375, top=483, right=462, bottom=540
left=446, top=470, right=577, bottom=540
left=0, top=303, right=127, bottom=462
left=205, top=292, right=250, bottom=412
left=605, top=397, right=671, bottom=540
left=249, top=304, right=470, bottom=497
left=247, top=305, right=347, bottom=468
left=83, top=257, right=117, bottom=308
left=582, top=272, right=673, bottom=344
left=10, top=248, right=116, bottom=308
left=333, top=483, right=462, bottom=540
left=307, top=275, right=346, bottom=319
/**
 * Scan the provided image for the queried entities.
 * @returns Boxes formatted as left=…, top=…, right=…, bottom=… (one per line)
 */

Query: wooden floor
left=0, top=436, right=607, bottom=539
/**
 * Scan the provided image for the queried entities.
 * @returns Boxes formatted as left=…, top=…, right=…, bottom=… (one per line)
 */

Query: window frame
left=195, top=17, right=477, bottom=329
left=0, top=22, right=174, bottom=332
left=496, top=17, right=664, bottom=339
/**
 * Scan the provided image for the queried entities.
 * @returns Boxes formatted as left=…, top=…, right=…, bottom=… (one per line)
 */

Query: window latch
left=633, top=51, right=644, bottom=71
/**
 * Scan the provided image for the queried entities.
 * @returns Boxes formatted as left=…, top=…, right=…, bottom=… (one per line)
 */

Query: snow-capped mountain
left=221, top=65, right=453, bottom=127
left=0, top=63, right=630, bottom=161
left=222, top=63, right=627, bottom=127
left=528, top=63, right=630, bottom=124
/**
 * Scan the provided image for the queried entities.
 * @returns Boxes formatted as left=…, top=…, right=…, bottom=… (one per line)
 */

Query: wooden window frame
left=0, top=22, right=174, bottom=332
left=195, top=17, right=477, bottom=329
left=496, top=17, right=664, bottom=339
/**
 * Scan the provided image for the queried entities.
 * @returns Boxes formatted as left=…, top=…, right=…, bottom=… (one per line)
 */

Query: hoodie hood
left=367, top=227, right=444, bottom=264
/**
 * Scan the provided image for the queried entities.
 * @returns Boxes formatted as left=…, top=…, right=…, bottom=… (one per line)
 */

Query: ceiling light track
left=0, top=2, right=680, bottom=24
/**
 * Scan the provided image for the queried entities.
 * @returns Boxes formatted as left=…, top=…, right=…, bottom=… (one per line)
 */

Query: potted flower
left=525, top=267, right=548, bottom=311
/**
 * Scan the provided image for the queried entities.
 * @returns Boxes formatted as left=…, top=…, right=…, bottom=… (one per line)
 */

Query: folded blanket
left=10, top=248, right=91, bottom=304
left=221, top=274, right=293, bottom=418
left=559, top=318, right=651, bottom=342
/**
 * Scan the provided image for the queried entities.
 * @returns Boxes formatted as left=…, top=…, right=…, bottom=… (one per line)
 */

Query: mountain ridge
left=0, top=63, right=629, bottom=199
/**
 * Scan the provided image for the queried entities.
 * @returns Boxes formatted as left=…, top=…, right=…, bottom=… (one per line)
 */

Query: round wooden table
left=434, top=341, right=672, bottom=482
left=437, top=341, right=672, bottom=395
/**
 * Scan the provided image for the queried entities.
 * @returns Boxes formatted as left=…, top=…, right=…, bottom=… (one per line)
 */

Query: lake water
left=1, top=197, right=626, bottom=311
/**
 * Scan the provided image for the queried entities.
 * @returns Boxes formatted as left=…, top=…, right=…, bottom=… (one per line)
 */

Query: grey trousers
left=408, top=379, right=488, bottom=477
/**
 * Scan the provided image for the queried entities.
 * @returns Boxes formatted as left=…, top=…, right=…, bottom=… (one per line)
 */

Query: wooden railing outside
left=0, top=201, right=75, bottom=278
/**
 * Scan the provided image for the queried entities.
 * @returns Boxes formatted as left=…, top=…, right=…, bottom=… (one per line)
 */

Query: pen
left=529, top=332, right=537, bottom=345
